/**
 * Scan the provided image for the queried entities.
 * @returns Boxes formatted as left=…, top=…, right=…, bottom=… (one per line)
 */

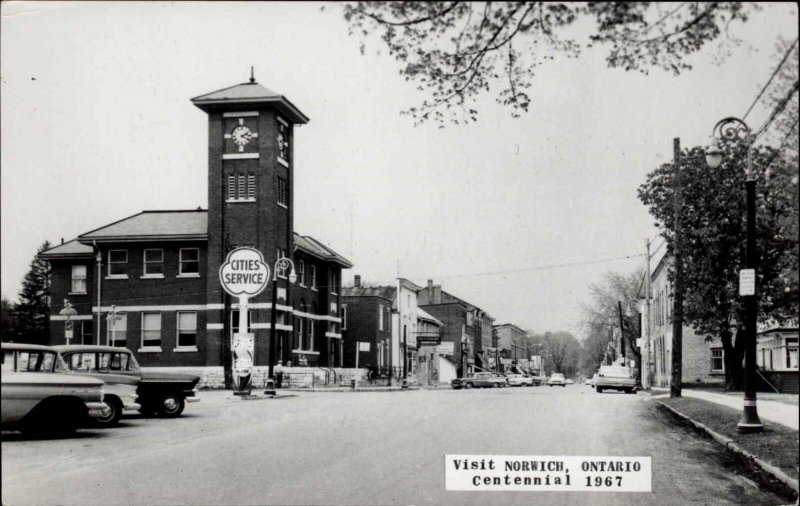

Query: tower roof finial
left=249, top=66, right=255, bottom=84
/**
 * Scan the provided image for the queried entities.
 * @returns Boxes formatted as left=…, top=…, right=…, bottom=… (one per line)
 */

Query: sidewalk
left=651, top=387, right=799, bottom=430
left=645, top=387, right=799, bottom=497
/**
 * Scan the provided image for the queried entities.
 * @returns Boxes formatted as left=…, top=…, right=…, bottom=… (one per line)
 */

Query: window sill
left=177, top=273, right=201, bottom=278
left=226, top=199, right=256, bottom=204
left=278, top=203, right=288, bottom=209
left=141, top=274, right=165, bottom=279
left=105, top=275, right=129, bottom=280
left=174, top=347, right=198, bottom=353
left=68, top=291, right=88, bottom=296
left=138, top=347, right=162, bottom=353
left=277, top=157, right=289, bottom=168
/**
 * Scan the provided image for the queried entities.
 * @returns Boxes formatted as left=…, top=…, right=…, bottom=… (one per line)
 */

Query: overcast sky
left=1, top=2, right=797, bottom=336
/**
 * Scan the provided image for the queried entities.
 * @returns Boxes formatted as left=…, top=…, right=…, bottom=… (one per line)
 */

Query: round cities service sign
left=219, top=247, right=271, bottom=297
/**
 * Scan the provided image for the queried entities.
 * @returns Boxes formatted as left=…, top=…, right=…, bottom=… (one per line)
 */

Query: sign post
left=60, top=299, right=77, bottom=345
left=219, top=247, right=270, bottom=395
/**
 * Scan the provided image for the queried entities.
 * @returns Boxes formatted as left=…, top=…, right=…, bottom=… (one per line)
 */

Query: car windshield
left=551, top=374, right=564, bottom=379
left=600, top=367, right=631, bottom=378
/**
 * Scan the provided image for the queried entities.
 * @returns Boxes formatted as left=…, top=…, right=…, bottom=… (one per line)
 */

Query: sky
left=1, top=2, right=797, bottom=337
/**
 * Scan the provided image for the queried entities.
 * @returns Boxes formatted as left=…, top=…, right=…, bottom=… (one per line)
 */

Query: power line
left=743, top=38, right=798, bottom=121
left=755, top=80, right=799, bottom=140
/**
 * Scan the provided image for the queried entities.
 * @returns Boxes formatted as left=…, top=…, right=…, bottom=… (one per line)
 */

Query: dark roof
left=191, top=81, right=309, bottom=124
left=78, top=210, right=208, bottom=243
left=40, top=239, right=93, bottom=258
left=294, top=234, right=353, bottom=268
left=342, top=285, right=395, bottom=300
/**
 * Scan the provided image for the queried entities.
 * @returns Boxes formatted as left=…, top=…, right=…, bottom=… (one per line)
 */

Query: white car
left=1, top=343, right=110, bottom=436
left=547, top=373, right=566, bottom=387
left=506, top=374, right=533, bottom=387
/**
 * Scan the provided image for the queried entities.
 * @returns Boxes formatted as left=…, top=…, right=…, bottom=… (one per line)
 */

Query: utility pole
left=644, top=238, right=652, bottom=389
left=617, top=300, right=627, bottom=361
left=671, top=137, right=684, bottom=398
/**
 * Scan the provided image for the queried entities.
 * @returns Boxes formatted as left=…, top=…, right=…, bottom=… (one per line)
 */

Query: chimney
left=61, top=238, right=64, bottom=245
left=433, top=285, right=442, bottom=304
left=354, top=275, right=361, bottom=287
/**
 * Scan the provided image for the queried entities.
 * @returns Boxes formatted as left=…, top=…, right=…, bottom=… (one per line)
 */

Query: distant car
left=530, top=375, right=547, bottom=386
left=547, top=373, right=566, bottom=387
left=595, top=365, right=636, bottom=394
left=590, top=373, right=599, bottom=387
left=53, top=345, right=141, bottom=427
left=506, top=374, right=533, bottom=387
left=565, top=378, right=574, bottom=385
left=452, top=372, right=507, bottom=389
left=1, top=343, right=110, bottom=436
left=584, top=378, right=592, bottom=385
left=55, top=345, right=200, bottom=417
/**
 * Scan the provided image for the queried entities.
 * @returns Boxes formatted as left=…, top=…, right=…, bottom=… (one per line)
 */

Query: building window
left=107, top=313, right=127, bottom=347
left=787, top=338, right=798, bottom=369
left=277, top=177, right=288, bottom=207
left=298, top=260, right=305, bottom=286
left=71, top=265, right=87, bottom=293
left=296, top=318, right=304, bottom=350
left=277, top=120, right=288, bottom=161
left=711, top=348, right=724, bottom=372
left=341, top=305, right=347, bottom=330
left=379, top=304, right=384, bottom=331
left=108, top=250, right=128, bottom=277
left=276, top=247, right=288, bottom=278
left=143, top=249, right=164, bottom=276
left=141, top=313, right=162, bottom=349
left=177, top=312, right=197, bottom=349
left=330, top=270, right=338, bottom=295
left=81, top=321, right=93, bottom=345
left=310, top=265, right=317, bottom=289
left=227, top=172, right=256, bottom=201
left=307, top=319, right=315, bottom=351
left=179, top=248, right=199, bottom=276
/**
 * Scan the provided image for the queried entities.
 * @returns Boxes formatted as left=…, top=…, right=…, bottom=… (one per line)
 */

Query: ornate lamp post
left=265, top=257, right=296, bottom=395
left=706, top=117, right=763, bottom=433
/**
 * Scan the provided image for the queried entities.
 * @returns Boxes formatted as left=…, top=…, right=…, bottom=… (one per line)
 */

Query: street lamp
left=706, top=116, right=763, bottom=434
left=265, top=257, right=297, bottom=395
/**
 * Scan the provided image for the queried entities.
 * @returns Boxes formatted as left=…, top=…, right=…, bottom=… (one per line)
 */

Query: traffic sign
left=739, top=269, right=755, bottom=296
left=358, top=342, right=370, bottom=352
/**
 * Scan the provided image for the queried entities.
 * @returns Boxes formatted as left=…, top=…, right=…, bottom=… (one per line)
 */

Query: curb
left=656, top=400, right=799, bottom=494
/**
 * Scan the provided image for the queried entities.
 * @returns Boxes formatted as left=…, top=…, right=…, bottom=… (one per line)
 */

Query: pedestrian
left=275, top=361, right=284, bottom=388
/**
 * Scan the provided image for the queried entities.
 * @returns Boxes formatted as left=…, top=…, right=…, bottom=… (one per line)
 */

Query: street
left=2, top=385, right=790, bottom=506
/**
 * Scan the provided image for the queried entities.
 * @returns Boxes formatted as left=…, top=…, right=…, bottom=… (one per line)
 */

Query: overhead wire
left=743, top=38, right=798, bottom=121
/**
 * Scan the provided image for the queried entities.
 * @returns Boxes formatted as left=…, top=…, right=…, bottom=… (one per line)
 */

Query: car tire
left=22, top=399, right=81, bottom=438
left=493, top=383, right=500, bottom=388
left=93, top=396, right=122, bottom=427
left=157, top=394, right=185, bottom=417
left=465, top=383, right=473, bottom=389
left=596, top=386, right=603, bottom=393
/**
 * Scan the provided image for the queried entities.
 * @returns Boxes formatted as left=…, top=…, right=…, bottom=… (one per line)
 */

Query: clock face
left=231, top=125, right=253, bottom=149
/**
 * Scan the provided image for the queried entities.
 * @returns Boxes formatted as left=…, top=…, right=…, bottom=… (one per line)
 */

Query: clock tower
left=191, top=75, right=309, bottom=366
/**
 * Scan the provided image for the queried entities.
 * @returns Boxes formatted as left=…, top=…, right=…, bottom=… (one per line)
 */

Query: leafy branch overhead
left=341, top=2, right=751, bottom=124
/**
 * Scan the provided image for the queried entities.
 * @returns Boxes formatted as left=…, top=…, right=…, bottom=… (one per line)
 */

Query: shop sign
left=436, top=342, right=454, bottom=355
left=219, top=247, right=271, bottom=297
left=417, top=334, right=441, bottom=346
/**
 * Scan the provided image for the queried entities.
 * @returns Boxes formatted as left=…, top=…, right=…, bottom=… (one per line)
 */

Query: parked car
left=451, top=372, right=507, bottom=389
left=1, top=343, right=110, bottom=436
left=530, top=375, right=547, bottom=386
left=52, top=345, right=140, bottom=426
left=595, top=365, right=636, bottom=394
left=565, top=378, right=574, bottom=385
left=590, top=373, right=599, bottom=387
left=55, top=345, right=200, bottom=417
left=584, top=377, right=592, bottom=385
left=547, top=373, right=566, bottom=387
left=506, top=374, right=533, bottom=387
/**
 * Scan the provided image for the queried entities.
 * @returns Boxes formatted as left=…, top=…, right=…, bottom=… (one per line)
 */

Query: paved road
left=1, top=385, right=790, bottom=505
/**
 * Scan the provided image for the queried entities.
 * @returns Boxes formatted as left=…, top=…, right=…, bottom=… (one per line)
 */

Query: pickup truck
left=55, top=345, right=200, bottom=417
left=451, top=372, right=508, bottom=389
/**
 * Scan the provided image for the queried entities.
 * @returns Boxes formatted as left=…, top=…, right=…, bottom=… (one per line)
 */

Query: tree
left=13, top=241, right=52, bottom=345
left=579, top=268, right=644, bottom=378
left=532, top=330, right=580, bottom=376
left=638, top=142, right=798, bottom=389
left=340, top=2, right=752, bottom=124
left=1, top=297, right=19, bottom=342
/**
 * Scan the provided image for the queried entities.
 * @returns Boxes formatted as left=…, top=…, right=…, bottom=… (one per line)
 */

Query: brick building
left=492, top=323, right=531, bottom=373
left=648, top=254, right=725, bottom=387
left=41, top=76, right=351, bottom=386
left=340, top=279, right=394, bottom=374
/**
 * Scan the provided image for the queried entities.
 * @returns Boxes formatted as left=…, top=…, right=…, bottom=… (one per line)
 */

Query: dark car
left=56, top=345, right=200, bottom=417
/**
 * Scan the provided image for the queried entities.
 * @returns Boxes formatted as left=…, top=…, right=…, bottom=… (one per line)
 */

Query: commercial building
left=42, top=76, right=351, bottom=387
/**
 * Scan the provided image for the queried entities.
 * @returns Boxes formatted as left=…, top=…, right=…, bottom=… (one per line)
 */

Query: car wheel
left=626, top=388, right=635, bottom=394
left=596, top=386, right=603, bottom=393
left=157, top=394, right=185, bottom=417
left=465, top=382, right=473, bottom=389
left=493, top=383, right=500, bottom=388
left=93, top=396, right=122, bottom=427
left=22, top=399, right=81, bottom=438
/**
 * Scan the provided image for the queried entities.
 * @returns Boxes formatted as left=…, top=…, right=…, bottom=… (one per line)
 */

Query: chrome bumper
left=186, top=389, right=201, bottom=402
left=86, top=402, right=111, bottom=419
left=123, top=403, right=142, bottom=412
